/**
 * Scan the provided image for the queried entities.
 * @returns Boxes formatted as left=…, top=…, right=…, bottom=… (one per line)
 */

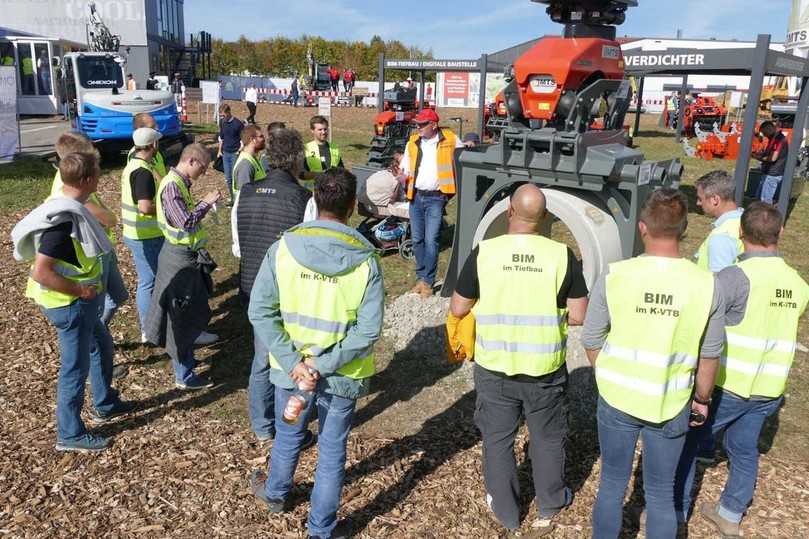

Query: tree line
left=211, top=35, right=435, bottom=80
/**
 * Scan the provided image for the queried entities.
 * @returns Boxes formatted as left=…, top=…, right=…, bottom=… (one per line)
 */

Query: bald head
left=509, top=184, right=547, bottom=229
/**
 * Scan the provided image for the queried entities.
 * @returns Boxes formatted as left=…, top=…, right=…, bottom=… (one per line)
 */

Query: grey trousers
left=474, top=363, right=569, bottom=530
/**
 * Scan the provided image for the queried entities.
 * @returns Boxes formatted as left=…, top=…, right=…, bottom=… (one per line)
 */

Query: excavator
left=442, top=0, right=682, bottom=293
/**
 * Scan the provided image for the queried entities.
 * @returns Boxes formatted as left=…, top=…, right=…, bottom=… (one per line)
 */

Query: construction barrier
left=250, top=88, right=378, bottom=107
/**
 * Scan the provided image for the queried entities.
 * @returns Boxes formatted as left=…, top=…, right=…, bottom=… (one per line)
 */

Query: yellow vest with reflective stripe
left=155, top=170, right=209, bottom=251
left=128, top=147, right=168, bottom=179
left=472, top=234, right=569, bottom=376
left=304, top=140, right=341, bottom=173
left=269, top=231, right=375, bottom=379
left=695, top=213, right=743, bottom=271
left=597, top=257, right=714, bottom=423
left=49, top=171, right=115, bottom=242
left=718, top=257, right=809, bottom=398
left=25, top=237, right=104, bottom=309
left=405, top=128, right=458, bottom=200
left=22, top=56, right=33, bottom=75
left=121, top=158, right=162, bottom=240
left=232, top=151, right=267, bottom=192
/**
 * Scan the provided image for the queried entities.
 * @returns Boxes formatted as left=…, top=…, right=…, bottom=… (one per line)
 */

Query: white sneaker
left=141, top=332, right=148, bottom=344
left=194, top=331, right=219, bottom=346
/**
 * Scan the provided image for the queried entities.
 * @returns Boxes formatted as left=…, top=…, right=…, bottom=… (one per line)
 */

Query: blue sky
left=185, top=0, right=793, bottom=58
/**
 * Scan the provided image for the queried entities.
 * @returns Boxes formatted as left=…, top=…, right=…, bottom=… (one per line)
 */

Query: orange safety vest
left=405, top=128, right=458, bottom=200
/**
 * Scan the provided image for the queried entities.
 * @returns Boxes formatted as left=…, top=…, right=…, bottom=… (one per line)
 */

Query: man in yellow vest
left=145, top=144, right=221, bottom=389
left=582, top=188, right=726, bottom=539
left=402, top=108, right=465, bottom=297
left=449, top=184, right=588, bottom=536
left=12, top=152, right=132, bottom=452
left=51, top=133, right=129, bottom=387
left=693, top=170, right=744, bottom=464
left=247, top=168, right=383, bottom=539
left=695, top=171, right=744, bottom=272
left=232, top=124, right=267, bottom=193
left=127, top=112, right=168, bottom=179
left=302, top=115, right=343, bottom=188
left=121, top=127, right=165, bottom=341
left=676, top=202, right=809, bottom=536
left=21, top=53, right=35, bottom=94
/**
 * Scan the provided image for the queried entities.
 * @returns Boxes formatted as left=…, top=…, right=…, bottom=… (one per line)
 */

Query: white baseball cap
left=133, top=127, right=162, bottom=146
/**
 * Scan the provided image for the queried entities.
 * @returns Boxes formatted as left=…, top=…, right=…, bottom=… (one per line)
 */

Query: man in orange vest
left=401, top=109, right=465, bottom=297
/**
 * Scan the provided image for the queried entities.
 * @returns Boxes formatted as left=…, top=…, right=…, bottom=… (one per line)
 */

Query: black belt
left=415, top=189, right=444, bottom=197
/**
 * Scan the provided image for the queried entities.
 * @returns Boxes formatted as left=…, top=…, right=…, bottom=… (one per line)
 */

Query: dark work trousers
left=246, top=101, right=257, bottom=124
left=474, top=363, right=569, bottom=530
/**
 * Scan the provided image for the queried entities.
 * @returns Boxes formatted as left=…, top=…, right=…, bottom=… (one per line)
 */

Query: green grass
left=183, top=123, right=220, bottom=136
left=0, top=157, right=55, bottom=210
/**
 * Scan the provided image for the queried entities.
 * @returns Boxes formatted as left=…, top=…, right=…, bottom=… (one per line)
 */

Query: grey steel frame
left=375, top=53, right=502, bottom=140
left=624, top=34, right=809, bottom=217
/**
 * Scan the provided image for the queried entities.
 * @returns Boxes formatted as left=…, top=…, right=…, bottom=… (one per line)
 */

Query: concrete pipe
left=471, top=188, right=624, bottom=291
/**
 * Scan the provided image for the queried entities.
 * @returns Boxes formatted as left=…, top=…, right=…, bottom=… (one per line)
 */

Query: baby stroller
left=356, top=173, right=413, bottom=260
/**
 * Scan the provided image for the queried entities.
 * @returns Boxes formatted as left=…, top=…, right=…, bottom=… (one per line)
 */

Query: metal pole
left=478, top=53, right=488, bottom=139
left=777, top=75, right=809, bottom=217
left=734, top=34, right=771, bottom=205
left=377, top=52, right=385, bottom=112
left=676, top=74, right=688, bottom=141
left=633, top=76, right=645, bottom=138
left=419, top=70, right=425, bottom=111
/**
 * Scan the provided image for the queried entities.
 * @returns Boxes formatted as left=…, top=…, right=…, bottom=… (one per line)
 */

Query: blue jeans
left=675, top=390, right=783, bottom=523
left=222, top=151, right=238, bottom=193
left=410, top=191, right=446, bottom=286
left=123, top=236, right=164, bottom=330
left=248, top=328, right=275, bottom=438
left=100, top=250, right=129, bottom=326
left=265, top=384, right=357, bottom=538
left=757, top=174, right=782, bottom=204
left=592, top=398, right=690, bottom=539
left=42, top=297, right=121, bottom=442
left=173, top=345, right=200, bottom=384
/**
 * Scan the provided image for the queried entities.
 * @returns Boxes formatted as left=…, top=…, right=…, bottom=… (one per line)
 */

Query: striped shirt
left=161, top=168, right=211, bottom=231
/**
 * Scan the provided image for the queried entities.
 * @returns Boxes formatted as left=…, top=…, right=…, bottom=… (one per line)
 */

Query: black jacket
left=237, top=168, right=311, bottom=298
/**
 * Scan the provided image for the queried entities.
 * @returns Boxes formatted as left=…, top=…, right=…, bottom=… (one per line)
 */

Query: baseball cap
left=413, top=109, right=439, bottom=124
left=133, top=127, right=162, bottom=146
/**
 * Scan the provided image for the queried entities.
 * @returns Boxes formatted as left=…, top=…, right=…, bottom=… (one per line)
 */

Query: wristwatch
left=693, top=394, right=712, bottom=406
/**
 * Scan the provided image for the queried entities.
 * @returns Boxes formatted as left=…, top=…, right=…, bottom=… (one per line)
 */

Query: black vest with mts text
left=236, top=168, right=311, bottom=298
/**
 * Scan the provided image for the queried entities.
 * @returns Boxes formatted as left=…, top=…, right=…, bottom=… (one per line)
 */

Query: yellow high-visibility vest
left=304, top=140, right=341, bottom=173
left=232, top=151, right=267, bottom=192
left=597, top=256, right=714, bottom=423
left=472, top=234, right=569, bottom=376
left=718, top=257, right=809, bottom=398
left=25, top=237, right=103, bottom=309
left=49, top=171, right=115, bottom=242
left=128, top=147, right=168, bottom=179
left=695, top=213, right=743, bottom=271
left=155, top=170, right=209, bottom=251
left=120, top=158, right=162, bottom=240
left=269, top=229, right=375, bottom=379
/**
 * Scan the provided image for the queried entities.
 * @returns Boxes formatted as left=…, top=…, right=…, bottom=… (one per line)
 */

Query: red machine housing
left=664, top=94, right=727, bottom=134
left=695, top=123, right=793, bottom=161
left=512, top=36, right=625, bottom=121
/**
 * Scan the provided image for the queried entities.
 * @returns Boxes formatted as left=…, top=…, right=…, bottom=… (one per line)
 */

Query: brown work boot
left=419, top=281, right=434, bottom=298
left=699, top=502, right=741, bottom=538
left=410, top=280, right=429, bottom=296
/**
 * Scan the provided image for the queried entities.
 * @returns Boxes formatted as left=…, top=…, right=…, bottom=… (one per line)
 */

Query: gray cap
left=133, top=127, right=162, bottom=146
